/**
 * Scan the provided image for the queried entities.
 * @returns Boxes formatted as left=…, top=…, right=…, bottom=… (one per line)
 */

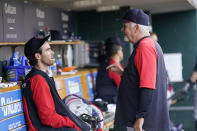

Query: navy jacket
left=22, top=68, right=90, bottom=131
left=114, top=37, right=170, bottom=131
left=96, top=59, right=118, bottom=104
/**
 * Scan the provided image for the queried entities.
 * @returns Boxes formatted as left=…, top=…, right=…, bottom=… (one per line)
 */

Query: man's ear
left=34, top=53, right=41, bottom=60
left=135, top=24, right=140, bottom=33
left=117, top=50, right=120, bottom=57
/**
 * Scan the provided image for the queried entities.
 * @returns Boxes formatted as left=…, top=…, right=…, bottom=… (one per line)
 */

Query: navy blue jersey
left=22, top=68, right=90, bottom=131
left=96, top=59, right=120, bottom=103
left=114, top=37, right=170, bottom=131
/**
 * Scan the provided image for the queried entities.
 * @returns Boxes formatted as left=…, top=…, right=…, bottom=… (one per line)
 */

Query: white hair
left=130, top=22, right=150, bottom=33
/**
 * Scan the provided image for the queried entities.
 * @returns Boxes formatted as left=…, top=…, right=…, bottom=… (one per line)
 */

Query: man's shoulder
left=26, top=68, right=49, bottom=81
left=139, top=37, right=155, bottom=48
left=137, top=39, right=156, bottom=54
left=30, top=74, right=46, bottom=82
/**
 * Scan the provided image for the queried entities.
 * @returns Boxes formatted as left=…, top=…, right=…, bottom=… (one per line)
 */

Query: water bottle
left=10, top=52, right=20, bottom=66
left=56, top=54, right=62, bottom=75
left=50, top=62, right=57, bottom=77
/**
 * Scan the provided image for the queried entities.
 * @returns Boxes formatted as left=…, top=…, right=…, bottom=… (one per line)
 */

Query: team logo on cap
left=132, top=18, right=136, bottom=22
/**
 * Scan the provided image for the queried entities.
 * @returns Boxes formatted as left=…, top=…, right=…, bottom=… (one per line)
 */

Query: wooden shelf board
left=0, top=41, right=84, bottom=46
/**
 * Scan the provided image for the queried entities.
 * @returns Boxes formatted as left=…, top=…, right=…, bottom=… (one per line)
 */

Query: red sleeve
left=135, top=38, right=157, bottom=89
left=108, top=60, right=122, bottom=88
left=30, top=75, right=80, bottom=130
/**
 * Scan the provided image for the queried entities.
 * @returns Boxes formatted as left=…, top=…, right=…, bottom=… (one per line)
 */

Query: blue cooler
left=6, top=66, right=32, bottom=82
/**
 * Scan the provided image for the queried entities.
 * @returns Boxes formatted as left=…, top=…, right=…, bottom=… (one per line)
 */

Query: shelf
left=0, top=41, right=84, bottom=46
left=50, top=41, right=85, bottom=45
left=0, top=42, right=25, bottom=46
left=54, top=68, right=97, bottom=80
left=0, top=85, right=20, bottom=93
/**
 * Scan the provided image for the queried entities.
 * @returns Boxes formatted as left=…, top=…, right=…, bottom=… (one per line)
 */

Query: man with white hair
left=107, top=9, right=170, bottom=131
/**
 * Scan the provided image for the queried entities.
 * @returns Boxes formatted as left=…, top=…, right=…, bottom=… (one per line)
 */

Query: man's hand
left=133, top=118, right=144, bottom=131
left=106, top=63, right=124, bottom=76
left=190, top=71, right=197, bottom=83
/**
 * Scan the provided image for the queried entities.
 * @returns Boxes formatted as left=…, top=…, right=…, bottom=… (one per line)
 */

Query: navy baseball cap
left=24, top=36, right=50, bottom=59
left=105, top=37, right=124, bottom=46
left=117, top=9, right=149, bottom=26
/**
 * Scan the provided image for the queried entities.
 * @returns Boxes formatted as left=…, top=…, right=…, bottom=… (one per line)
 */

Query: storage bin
left=6, top=66, right=32, bottom=81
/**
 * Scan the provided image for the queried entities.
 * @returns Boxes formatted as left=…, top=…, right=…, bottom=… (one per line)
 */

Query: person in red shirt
left=22, top=36, right=90, bottom=131
left=107, top=9, right=170, bottom=131
left=95, top=37, right=124, bottom=104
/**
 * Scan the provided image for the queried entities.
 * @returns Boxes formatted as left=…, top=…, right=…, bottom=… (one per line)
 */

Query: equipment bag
left=64, top=94, right=104, bottom=131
